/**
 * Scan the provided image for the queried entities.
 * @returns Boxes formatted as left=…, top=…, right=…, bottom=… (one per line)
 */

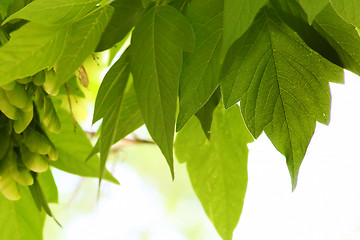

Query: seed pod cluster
left=0, top=70, right=61, bottom=200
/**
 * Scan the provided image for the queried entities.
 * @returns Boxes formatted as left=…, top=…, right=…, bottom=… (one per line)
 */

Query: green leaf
left=221, top=7, right=343, bottom=190
left=54, top=6, right=113, bottom=86
left=37, top=169, right=58, bottom=204
left=46, top=104, right=118, bottom=184
left=88, top=84, right=144, bottom=159
left=312, top=4, right=360, bottom=76
left=93, top=49, right=130, bottom=123
left=4, top=0, right=100, bottom=25
left=330, top=0, right=360, bottom=28
left=0, top=0, right=11, bottom=19
left=298, top=0, right=328, bottom=23
left=98, top=51, right=130, bottom=181
left=176, top=0, right=223, bottom=131
left=175, top=105, right=253, bottom=240
left=0, top=186, right=45, bottom=240
left=269, top=0, right=344, bottom=71
left=194, top=87, right=220, bottom=139
left=223, top=0, right=267, bottom=58
left=0, top=22, right=69, bottom=85
left=130, top=5, right=194, bottom=178
left=96, top=0, right=144, bottom=51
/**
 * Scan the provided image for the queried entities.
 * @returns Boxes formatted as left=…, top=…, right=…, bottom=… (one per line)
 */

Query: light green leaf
left=175, top=105, right=253, bottom=240
left=47, top=104, right=118, bottom=184
left=330, top=0, right=360, bottom=28
left=96, top=0, right=144, bottom=51
left=0, top=22, right=69, bottom=85
left=4, top=0, right=100, bottom=25
left=54, top=6, right=113, bottom=86
left=221, top=7, right=343, bottom=190
left=37, top=169, right=58, bottom=204
left=223, top=0, right=267, bottom=58
left=130, top=5, right=194, bottom=177
left=312, top=4, right=360, bottom=76
left=88, top=84, right=144, bottom=159
left=0, top=186, right=45, bottom=240
left=298, top=0, right=328, bottom=23
left=176, top=0, right=223, bottom=131
left=98, top=51, right=130, bottom=181
left=194, top=88, right=220, bottom=139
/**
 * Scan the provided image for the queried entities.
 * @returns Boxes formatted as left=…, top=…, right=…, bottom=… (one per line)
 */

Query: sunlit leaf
left=0, top=23, right=69, bottom=85
left=175, top=105, right=253, bottom=240
left=54, top=6, right=113, bottom=86
left=330, top=0, right=360, bottom=28
left=4, top=0, right=100, bottom=25
left=0, top=186, right=45, bottom=240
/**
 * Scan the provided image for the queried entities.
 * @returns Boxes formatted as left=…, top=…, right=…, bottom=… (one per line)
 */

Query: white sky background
left=47, top=70, right=360, bottom=240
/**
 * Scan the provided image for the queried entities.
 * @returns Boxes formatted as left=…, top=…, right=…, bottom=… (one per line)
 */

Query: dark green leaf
left=88, top=84, right=144, bottom=159
left=221, top=7, right=343, bottom=189
left=330, top=0, right=360, bottom=28
left=130, top=5, right=194, bottom=177
left=0, top=23, right=69, bottom=85
left=46, top=104, right=118, bottom=184
left=176, top=0, right=223, bottom=131
left=175, top=105, right=253, bottom=240
left=312, top=4, right=360, bottom=76
left=54, top=6, right=113, bottom=86
left=195, top=87, right=220, bottom=139
left=223, top=0, right=267, bottom=58
left=98, top=51, right=130, bottom=181
left=93, top=49, right=130, bottom=123
left=0, top=0, right=11, bottom=19
left=4, top=0, right=100, bottom=25
left=96, top=0, right=144, bottom=51
left=269, top=0, right=344, bottom=70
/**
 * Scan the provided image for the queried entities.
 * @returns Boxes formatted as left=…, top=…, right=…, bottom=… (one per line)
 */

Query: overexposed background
left=44, top=66, right=360, bottom=240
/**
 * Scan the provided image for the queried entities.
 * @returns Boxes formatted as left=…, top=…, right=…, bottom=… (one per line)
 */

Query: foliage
left=0, top=0, right=360, bottom=239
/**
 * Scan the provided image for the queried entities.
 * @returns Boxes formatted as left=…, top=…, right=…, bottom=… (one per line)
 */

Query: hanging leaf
left=176, top=0, right=223, bottom=131
left=96, top=0, right=144, bottom=51
left=98, top=50, right=130, bottom=181
left=130, top=5, right=194, bottom=178
left=88, top=84, right=144, bottom=159
left=223, top=0, right=267, bottom=58
left=46, top=104, right=118, bottom=184
left=175, top=104, right=253, bottom=240
left=221, top=7, right=343, bottom=190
